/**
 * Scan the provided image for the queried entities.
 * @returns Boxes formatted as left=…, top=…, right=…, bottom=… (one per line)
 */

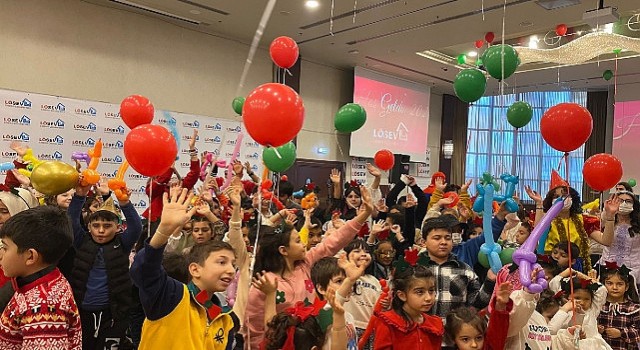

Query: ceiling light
left=603, top=23, right=614, bottom=33
left=348, top=49, right=359, bottom=54
left=305, top=0, right=319, bottom=9
left=528, top=35, right=540, bottom=49
left=189, top=9, right=201, bottom=15
left=468, top=51, right=478, bottom=57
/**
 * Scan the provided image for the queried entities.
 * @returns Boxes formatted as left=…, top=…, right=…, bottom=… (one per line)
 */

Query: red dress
left=371, top=310, right=444, bottom=350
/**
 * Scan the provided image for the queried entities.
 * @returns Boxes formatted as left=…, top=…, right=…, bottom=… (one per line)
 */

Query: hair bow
left=282, top=299, right=326, bottom=350
left=561, top=276, right=599, bottom=293
left=537, top=254, right=554, bottom=265
left=553, top=290, right=565, bottom=300
left=603, top=261, right=631, bottom=277
left=393, top=248, right=430, bottom=272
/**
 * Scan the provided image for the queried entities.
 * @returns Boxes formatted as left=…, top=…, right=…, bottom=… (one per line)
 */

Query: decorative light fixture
left=305, top=0, right=320, bottom=9
left=528, top=35, right=540, bottom=49
left=443, top=140, right=454, bottom=159
left=468, top=51, right=478, bottom=57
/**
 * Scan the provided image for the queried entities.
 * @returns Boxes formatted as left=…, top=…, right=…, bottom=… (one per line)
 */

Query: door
left=282, top=159, right=346, bottom=205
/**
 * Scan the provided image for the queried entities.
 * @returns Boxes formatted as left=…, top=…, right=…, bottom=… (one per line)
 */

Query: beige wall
left=0, top=0, right=442, bottom=176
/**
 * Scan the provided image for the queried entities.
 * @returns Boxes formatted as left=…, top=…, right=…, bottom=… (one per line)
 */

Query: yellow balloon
left=30, top=161, right=79, bottom=196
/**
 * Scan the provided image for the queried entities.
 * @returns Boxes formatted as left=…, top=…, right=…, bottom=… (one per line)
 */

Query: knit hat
left=0, top=187, right=38, bottom=216
left=424, top=172, right=446, bottom=194
left=550, top=169, right=569, bottom=191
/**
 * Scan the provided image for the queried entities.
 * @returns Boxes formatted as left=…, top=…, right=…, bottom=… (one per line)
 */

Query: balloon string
left=614, top=54, right=618, bottom=100
left=563, top=152, right=577, bottom=326
left=236, top=0, right=277, bottom=96
left=481, top=0, right=485, bottom=21
left=335, top=130, right=345, bottom=157
left=147, top=177, right=152, bottom=240
left=511, top=128, right=518, bottom=174
left=273, top=147, right=282, bottom=159
left=330, top=0, right=335, bottom=36
left=352, top=0, right=358, bottom=23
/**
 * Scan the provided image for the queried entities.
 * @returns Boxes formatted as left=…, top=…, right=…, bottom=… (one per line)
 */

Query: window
left=465, top=91, right=587, bottom=200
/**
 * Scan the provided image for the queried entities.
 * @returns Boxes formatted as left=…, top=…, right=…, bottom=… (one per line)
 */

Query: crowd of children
left=0, top=137, right=639, bottom=350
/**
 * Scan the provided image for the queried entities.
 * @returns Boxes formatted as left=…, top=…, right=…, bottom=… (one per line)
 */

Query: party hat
left=549, top=169, right=569, bottom=191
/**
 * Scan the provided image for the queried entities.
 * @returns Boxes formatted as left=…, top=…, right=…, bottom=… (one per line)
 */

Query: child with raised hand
left=445, top=282, right=513, bottom=350
left=130, top=187, right=246, bottom=350
left=245, top=185, right=375, bottom=349
left=597, top=262, right=640, bottom=350
left=548, top=268, right=612, bottom=349
left=368, top=261, right=444, bottom=349
left=0, top=206, right=82, bottom=349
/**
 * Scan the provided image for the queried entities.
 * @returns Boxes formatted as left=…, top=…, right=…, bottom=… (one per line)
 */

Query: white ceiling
left=84, top=0, right=640, bottom=94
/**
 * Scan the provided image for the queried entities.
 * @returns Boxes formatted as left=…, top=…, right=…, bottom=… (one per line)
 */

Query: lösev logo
left=133, top=200, right=148, bottom=209
left=73, top=122, right=97, bottom=132
left=131, top=185, right=146, bottom=194
left=38, top=135, right=64, bottom=145
left=179, top=162, right=190, bottom=168
left=245, top=152, right=259, bottom=160
left=75, top=107, right=97, bottom=116
left=2, top=133, right=30, bottom=142
left=40, top=118, right=65, bottom=129
left=128, top=173, right=146, bottom=180
left=1, top=151, right=18, bottom=159
left=244, top=141, right=259, bottom=148
left=205, top=123, right=222, bottom=131
left=4, top=98, right=32, bottom=109
left=204, top=136, right=222, bottom=144
left=41, top=103, right=66, bottom=113
left=72, top=138, right=96, bottom=147
left=182, top=120, right=200, bottom=128
left=103, top=140, right=124, bottom=149
left=3, top=115, right=31, bottom=126
left=181, top=135, right=199, bottom=141
left=226, top=126, right=241, bottom=133
left=101, top=170, right=118, bottom=178
left=104, top=111, right=120, bottom=119
left=38, top=151, right=63, bottom=161
left=104, top=125, right=125, bottom=134
left=101, top=155, right=124, bottom=164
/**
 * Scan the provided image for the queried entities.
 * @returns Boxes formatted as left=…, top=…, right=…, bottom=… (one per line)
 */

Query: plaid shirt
left=419, top=253, right=495, bottom=319
left=597, top=300, right=640, bottom=350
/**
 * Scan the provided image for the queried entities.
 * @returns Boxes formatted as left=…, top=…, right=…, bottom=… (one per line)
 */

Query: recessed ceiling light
left=189, top=9, right=201, bottom=15
left=348, top=49, right=359, bottom=54
left=280, top=11, right=291, bottom=16
left=468, top=51, right=478, bottom=57
left=305, top=0, right=320, bottom=9
left=520, top=21, right=533, bottom=27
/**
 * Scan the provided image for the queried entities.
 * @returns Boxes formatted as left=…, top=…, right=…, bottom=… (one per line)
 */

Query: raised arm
left=590, top=195, right=619, bottom=246
left=330, top=168, right=342, bottom=199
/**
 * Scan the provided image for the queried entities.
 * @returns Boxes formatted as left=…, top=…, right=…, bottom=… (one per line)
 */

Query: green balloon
left=232, top=97, right=245, bottom=115
left=603, top=70, right=614, bottom=81
left=453, top=69, right=487, bottom=103
left=507, top=101, right=533, bottom=128
left=481, top=44, right=520, bottom=80
left=478, top=251, right=490, bottom=269
left=499, top=247, right=515, bottom=265
left=334, top=103, right=367, bottom=133
left=629, top=178, right=637, bottom=187
left=456, top=54, right=466, bottom=65
left=476, top=58, right=483, bottom=67
left=262, top=142, right=297, bottom=172
left=613, top=48, right=622, bottom=55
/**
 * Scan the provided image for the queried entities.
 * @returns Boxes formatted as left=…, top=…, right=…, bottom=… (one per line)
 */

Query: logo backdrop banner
left=1, top=89, right=263, bottom=214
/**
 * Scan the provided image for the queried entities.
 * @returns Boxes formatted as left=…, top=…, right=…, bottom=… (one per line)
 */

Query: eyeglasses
left=377, top=250, right=396, bottom=257
left=620, top=199, right=634, bottom=205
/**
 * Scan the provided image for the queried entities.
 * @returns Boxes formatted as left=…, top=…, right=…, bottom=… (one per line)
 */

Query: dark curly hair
left=542, top=186, right=581, bottom=215
left=263, top=312, right=325, bottom=350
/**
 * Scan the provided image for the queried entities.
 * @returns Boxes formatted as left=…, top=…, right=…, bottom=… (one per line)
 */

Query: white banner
left=0, top=89, right=263, bottom=214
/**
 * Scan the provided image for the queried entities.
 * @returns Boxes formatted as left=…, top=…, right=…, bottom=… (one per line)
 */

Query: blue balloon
left=0, top=162, right=15, bottom=171
left=165, top=112, right=181, bottom=160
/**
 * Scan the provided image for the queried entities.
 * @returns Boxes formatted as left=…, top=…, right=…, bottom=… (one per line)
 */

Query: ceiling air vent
left=535, top=0, right=581, bottom=10
left=109, top=0, right=201, bottom=25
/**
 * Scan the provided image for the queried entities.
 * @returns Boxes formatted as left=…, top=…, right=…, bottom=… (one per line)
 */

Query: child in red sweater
left=370, top=264, right=444, bottom=349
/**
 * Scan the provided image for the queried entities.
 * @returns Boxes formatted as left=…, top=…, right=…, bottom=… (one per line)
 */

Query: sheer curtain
left=465, top=91, right=588, bottom=200
left=583, top=91, right=609, bottom=202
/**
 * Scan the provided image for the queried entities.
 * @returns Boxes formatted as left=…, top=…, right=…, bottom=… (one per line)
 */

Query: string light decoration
left=516, top=32, right=640, bottom=65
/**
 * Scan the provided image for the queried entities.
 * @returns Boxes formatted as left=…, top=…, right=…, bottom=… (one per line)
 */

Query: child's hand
left=195, top=200, right=212, bottom=216
left=284, top=211, right=297, bottom=227
left=605, top=328, right=622, bottom=338
left=338, top=253, right=366, bottom=281
left=75, top=175, right=92, bottom=196
left=232, top=160, right=244, bottom=177
left=435, top=178, right=447, bottom=192
left=379, top=293, right=391, bottom=310
left=370, top=220, right=387, bottom=236
left=224, top=185, right=242, bottom=207
left=160, top=187, right=198, bottom=231
left=331, top=212, right=345, bottom=229
left=188, top=129, right=198, bottom=150
left=375, top=198, right=388, bottom=213
left=437, top=196, right=455, bottom=208
left=460, top=179, right=472, bottom=192
left=525, top=185, right=542, bottom=204
left=252, top=271, right=278, bottom=295
left=9, top=141, right=28, bottom=158
left=604, top=194, right=620, bottom=218
left=95, top=176, right=110, bottom=196
left=366, top=163, right=381, bottom=177
left=495, top=282, right=513, bottom=311
left=326, top=286, right=345, bottom=315
left=330, top=169, right=341, bottom=184
left=359, top=186, right=374, bottom=215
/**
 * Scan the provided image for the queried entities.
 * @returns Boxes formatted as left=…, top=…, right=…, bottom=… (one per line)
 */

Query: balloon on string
left=0, top=162, right=15, bottom=171
left=603, top=70, right=614, bottom=81
left=124, top=124, right=178, bottom=177
left=232, top=97, right=245, bottom=115
left=457, top=54, right=467, bottom=65
left=80, top=139, right=103, bottom=187
left=476, top=58, right=484, bottom=67
left=165, top=113, right=180, bottom=160
left=540, top=103, right=593, bottom=152
left=120, top=95, right=155, bottom=129
left=493, top=173, right=520, bottom=213
left=555, top=24, right=568, bottom=36
left=30, top=161, right=79, bottom=196
left=474, top=175, right=503, bottom=273
left=269, top=36, right=299, bottom=69
left=453, top=69, right=487, bottom=103
left=582, top=153, right=623, bottom=192
left=443, top=191, right=459, bottom=208
left=475, top=40, right=484, bottom=49
left=613, top=48, right=622, bottom=55
left=263, top=142, right=297, bottom=173
left=485, top=32, right=495, bottom=44
left=374, top=149, right=394, bottom=171
left=513, top=198, right=564, bottom=293
left=629, top=179, right=637, bottom=188
left=71, top=152, right=90, bottom=166
left=334, top=103, right=367, bottom=133
left=243, top=83, right=305, bottom=147
left=507, top=101, right=533, bottom=129
left=481, top=44, right=520, bottom=80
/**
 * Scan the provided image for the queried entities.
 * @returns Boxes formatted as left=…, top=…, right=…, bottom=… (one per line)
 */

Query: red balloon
left=120, top=95, right=154, bottom=129
left=556, top=24, right=568, bottom=36
left=443, top=191, right=460, bottom=208
left=374, top=149, right=395, bottom=171
left=243, top=83, right=304, bottom=147
left=541, top=103, right=593, bottom=152
left=484, top=32, right=495, bottom=44
left=270, top=36, right=299, bottom=69
left=582, top=153, right=623, bottom=192
left=124, top=124, right=177, bottom=177
left=475, top=40, right=485, bottom=49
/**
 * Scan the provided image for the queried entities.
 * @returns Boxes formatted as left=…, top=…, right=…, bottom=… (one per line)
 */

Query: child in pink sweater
left=244, top=186, right=374, bottom=349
